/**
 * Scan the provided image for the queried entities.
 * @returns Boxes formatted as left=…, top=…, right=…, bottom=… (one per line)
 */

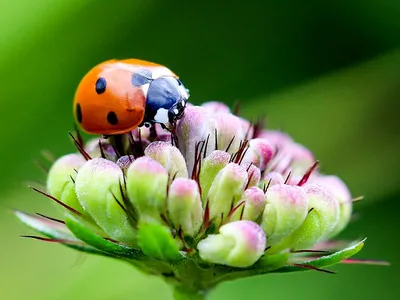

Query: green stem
left=173, top=285, right=208, bottom=300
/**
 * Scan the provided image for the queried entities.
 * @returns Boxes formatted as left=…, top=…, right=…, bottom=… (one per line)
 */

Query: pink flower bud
left=126, top=157, right=168, bottom=222
left=241, top=187, right=266, bottom=222
left=242, top=138, right=275, bottom=171
left=198, top=220, right=266, bottom=267
left=145, top=141, right=188, bottom=181
left=167, top=178, right=203, bottom=236
left=201, top=101, right=231, bottom=114
left=176, top=106, right=217, bottom=174
left=243, top=163, right=261, bottom=188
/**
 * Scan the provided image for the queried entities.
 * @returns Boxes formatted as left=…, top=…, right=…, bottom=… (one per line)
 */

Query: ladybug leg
left=148, top=123, right=158, bottom=141
left=161, top=123, right=178, bottom=146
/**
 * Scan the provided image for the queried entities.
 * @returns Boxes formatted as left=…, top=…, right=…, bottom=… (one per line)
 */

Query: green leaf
left=272, top=238, right=366, bottom=273
left=138, top=222, right=183, bottom=261
left=65, top=215, right=144, bottom=260
left=14, top=210, right=103, bottom=255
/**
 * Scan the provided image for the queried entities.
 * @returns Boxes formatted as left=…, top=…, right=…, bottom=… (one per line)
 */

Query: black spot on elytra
left=95, top=77, right=107, bottom=94
left=76, top=103, right=82, bottom=123
left=107, top=111, right=118, bottom=125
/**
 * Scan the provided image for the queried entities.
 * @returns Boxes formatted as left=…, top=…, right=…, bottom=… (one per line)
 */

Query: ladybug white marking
left=141, top=83, right=150, bottom=96
left=154, top=108, right=169, bottom=123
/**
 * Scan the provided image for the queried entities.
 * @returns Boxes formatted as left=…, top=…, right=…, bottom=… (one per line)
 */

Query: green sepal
left=14, top=210, right=104, bottom=256
left=138, top=221, right=183, bottom=261
left=273, top=238, right=366, bottom=273
left=65, top=215, right=145, bottom=259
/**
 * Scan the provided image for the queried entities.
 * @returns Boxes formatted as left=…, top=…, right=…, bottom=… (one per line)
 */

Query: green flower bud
left=144, top=141, right=188, bottom=182
left=199, top=150, right=230, bottom=204
left=126, top=157, right=168, bottom=223
left=197, top=220, right=266, bottom=267
left=274, top=184, right=340, bottom=251
left=207, top=163, right=248, bottom=224
left=241, top=187, right=266, bottom=222
left=75, top=158, right=136, bottom=245
left=313, top=175, right=352, bottom=238
left=261, top=184, right=308, bottom=247
left=46, top=153, right=86, bottom=214
left=167, top=178, right=203, bottom=236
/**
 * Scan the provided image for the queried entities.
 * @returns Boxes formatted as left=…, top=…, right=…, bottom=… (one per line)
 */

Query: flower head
left=16, top=101, right=374, bottom=298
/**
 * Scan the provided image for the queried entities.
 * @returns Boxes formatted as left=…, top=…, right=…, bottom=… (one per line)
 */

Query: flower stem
left=173, top=286, right=208, bottom=300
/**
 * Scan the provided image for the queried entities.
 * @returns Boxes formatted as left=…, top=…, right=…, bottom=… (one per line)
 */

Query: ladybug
left=73, top=59, right=189, bottom=135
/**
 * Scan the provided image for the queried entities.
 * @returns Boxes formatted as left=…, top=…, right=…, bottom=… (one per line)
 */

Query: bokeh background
left=1, top=1, right=399, bottom=299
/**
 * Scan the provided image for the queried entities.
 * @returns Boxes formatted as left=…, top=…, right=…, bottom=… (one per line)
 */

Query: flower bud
left=201, top=101, right=231, bottom=114
left=261, top=171, right=285, bottom=187
left=207, top=163, right=248, bottom=223
left=46, top=153, right=86, bottom=214
left=270, top=142, right=314, bottom=177
left=126, top=157, right=168, bottom=223
left=197, top=220, right=266, bottom=268
left=167, top=178, right=203, bottom=236
left=116, top=155, right=135, bottom=175
left=213, top=113, right=247, bottom=155
left=199, top=150, right=230, bottom=204
left=243, top=163, right=261, bottom=188
left=75, top=158, right=136, bottom=245
left=242, top=138, right=275, bottom=171
left=312, top=175, right=352, bottom=238
left=176, top=106, right=217, bottom=174
left=275, top=184, right=340, bottom=251
left=241, top=187, right=266, bottom=222
left=261, top=184, right=308, bottom=247
left=144, top=141, right=188, bottom=181
left=257, top=130, right=293, bottom=147
left=84, top=138, right=118, bottom=161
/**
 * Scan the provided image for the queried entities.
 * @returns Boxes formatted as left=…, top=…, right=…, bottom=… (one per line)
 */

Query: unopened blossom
left=16, top=101, right=371, bottom=300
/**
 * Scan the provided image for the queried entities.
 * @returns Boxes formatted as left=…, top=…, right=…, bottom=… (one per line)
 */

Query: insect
left=73, top=59, right=189, bottom=135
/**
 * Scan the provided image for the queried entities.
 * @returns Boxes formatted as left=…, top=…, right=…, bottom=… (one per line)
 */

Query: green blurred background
left=1, top=0, right=399, bottom=299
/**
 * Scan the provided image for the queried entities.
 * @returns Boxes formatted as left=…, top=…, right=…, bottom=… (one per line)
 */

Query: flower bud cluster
left=17, top=101, right=365, bottom=296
